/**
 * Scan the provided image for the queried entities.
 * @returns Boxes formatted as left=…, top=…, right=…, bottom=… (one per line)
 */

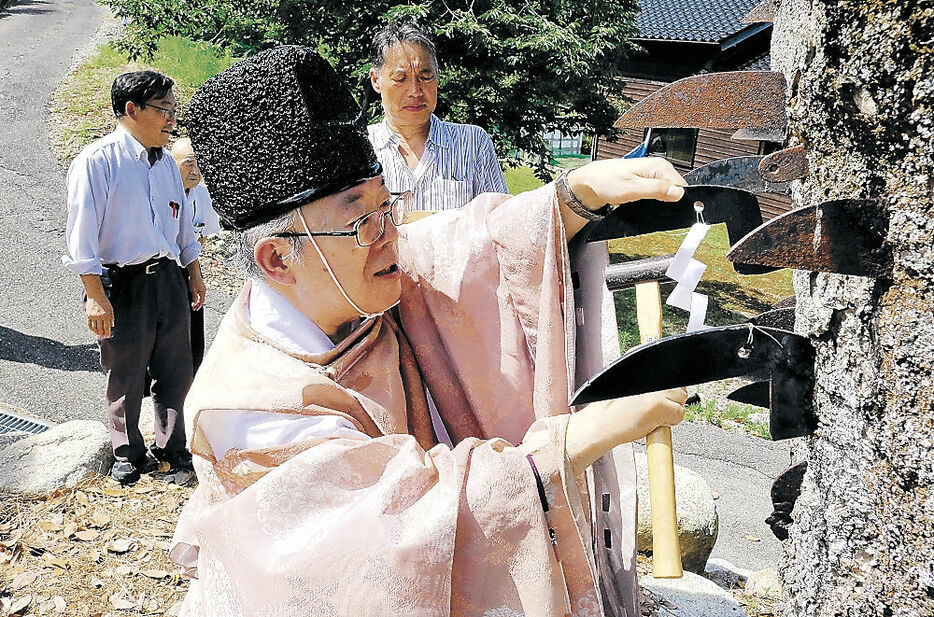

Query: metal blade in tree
left=751, top=306, right=796, bottom=330
left=765, top=461, right=808, bottom=541
left=571, top=324, right=817, bottom=440
left=727, top=380, right=770, bottom=408
left=732, top=127, right=787, bottom=143
left=585, top=185, right=778, bottom=275
left=726, top=200, right=893, bottom=277
left=759, top=146, right=809, bottom=182
left=615, top=71, right=787, bottom=134
left=683, top=156, right=790, bottom=195
left=772, top=295, right=796, bottom=309
left=743, top=0, right=779, bottom=24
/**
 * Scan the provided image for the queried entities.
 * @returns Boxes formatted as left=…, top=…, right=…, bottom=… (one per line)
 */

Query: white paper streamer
left=665, top=222, right=711, bottom=332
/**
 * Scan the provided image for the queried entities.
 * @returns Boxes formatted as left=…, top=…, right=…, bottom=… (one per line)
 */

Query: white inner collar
left=247, top=279, right=336, bottom=356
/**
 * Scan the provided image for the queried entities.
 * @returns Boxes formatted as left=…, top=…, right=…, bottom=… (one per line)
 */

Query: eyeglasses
left=145, top=103, right=180, bottom=120
left=272, top=190, right=413, bottom=247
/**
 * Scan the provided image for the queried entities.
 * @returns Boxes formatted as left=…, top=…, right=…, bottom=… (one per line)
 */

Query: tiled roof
left=634, top=0, right=764, bottom=43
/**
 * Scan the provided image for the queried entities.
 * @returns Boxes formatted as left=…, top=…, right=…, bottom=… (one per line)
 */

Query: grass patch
left=685, top=398, right=772, bottom=439
left=504, top=165, right=545, bottom=194
left=503, top=156, right=589, bottom=194
left=49, top=36, right=238, bottom=164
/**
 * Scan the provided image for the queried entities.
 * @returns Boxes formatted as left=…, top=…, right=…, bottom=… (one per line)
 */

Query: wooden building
left=593, top=0, right=791, bottom=218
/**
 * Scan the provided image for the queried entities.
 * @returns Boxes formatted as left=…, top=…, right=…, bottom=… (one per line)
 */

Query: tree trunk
left=770, top=1, right=934, bottom=615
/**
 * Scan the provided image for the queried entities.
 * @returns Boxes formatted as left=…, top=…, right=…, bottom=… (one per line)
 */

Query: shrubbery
left=102, top=0, right=639, bottom=178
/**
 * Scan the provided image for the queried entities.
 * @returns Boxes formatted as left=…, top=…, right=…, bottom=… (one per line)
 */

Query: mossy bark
left=770, top=1, right=934, bottom=615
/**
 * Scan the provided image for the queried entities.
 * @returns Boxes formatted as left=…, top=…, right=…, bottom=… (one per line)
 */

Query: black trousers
left=142, top=266, right=204, bottom=396
left=182, top=267, right=205, bottom=374
left=95, top=258, right=193, bottom=463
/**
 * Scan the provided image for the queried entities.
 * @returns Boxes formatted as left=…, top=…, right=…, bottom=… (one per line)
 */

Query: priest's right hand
left=565, top=387, right=687, bottom=476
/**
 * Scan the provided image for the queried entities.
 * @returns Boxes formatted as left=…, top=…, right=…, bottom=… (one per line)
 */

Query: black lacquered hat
left=185, top=45, right=381, bottom=230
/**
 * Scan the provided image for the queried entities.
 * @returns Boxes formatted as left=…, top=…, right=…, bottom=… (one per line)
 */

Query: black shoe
left=149, top=446, right=194, bottom=471
left=111, top=460, right=142, bottom=485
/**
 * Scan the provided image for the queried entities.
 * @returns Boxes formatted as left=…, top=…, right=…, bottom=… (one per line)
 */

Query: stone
left=0, top=420, right=112, bottom=494
left=635, top=452, right=718, bottom=573
left=745, top=568, right=781, bottom=598
left=704, top=557, right=750, bottom=590
left=641, top=571, right=745, bottom=616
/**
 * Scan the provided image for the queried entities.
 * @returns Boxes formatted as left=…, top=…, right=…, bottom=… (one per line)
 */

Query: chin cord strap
left=297, top=208, right=385, bottom=320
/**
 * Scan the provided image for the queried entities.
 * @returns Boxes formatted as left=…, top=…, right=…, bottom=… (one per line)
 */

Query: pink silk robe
left=171, top=185, right=639, bottom=616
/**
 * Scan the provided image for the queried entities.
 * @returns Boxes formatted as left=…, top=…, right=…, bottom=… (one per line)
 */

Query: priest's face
left=293, top=177, right=403, bottom=323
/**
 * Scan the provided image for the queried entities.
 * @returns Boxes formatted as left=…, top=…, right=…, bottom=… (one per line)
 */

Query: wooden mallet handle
left=634, top=280, right=683, bottom=579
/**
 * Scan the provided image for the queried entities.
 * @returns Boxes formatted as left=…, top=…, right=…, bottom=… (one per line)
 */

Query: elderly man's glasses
left=145, top=103, right=180, bottom=120
left=273, top=190, right=413, bottom=248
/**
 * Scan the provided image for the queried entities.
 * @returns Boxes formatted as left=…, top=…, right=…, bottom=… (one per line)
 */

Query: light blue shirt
left=62, top=125, right=201, bottom=275
left=368, top=114, right=508, bottom=212
left=187, top=182, right=221, bottom=238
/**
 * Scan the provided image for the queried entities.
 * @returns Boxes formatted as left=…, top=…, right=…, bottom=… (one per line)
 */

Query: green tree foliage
left=103, top=0, right=639, bottom=179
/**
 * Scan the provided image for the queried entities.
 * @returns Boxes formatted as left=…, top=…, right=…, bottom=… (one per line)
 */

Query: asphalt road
left=0, top=0, right=788, bottom=576
left=640, top=422, right=794, bottom=572
left=0, top=0, right=232, bottom=424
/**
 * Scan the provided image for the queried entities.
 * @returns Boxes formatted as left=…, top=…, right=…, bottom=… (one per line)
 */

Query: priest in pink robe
left=170, top=45, right=688, bottom=617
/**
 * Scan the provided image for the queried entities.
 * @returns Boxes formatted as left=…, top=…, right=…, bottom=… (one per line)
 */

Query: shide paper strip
left=665, top=222, right=711, bottom=332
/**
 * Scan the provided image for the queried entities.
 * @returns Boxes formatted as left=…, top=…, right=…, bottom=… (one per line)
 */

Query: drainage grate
left=0, top=411, right=52, bottom=435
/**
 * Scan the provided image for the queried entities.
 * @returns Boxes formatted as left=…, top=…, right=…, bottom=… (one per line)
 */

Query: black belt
left=105, top=256, right=172, bottom=276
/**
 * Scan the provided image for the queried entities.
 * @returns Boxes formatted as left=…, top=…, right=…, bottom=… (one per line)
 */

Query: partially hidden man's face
left=292, top=177, right=402, bottom=319
left=172, top=142, right=202, bottom=190
left=370, top=42, right=438, bottom=129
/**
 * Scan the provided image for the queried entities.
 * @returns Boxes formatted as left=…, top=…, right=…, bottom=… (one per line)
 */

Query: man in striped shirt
left=368, top=18, right=507, bottom=212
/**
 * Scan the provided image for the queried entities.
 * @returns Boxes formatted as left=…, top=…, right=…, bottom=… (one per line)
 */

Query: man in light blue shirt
left=172, top=137, right=221, bottom=375
left=368, top=18, right=507, bottom=212
left=63, top=71, right=205, bottom=484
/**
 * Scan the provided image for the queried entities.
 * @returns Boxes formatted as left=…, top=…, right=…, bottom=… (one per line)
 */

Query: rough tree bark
left=770, top=1, right=934, bottom=615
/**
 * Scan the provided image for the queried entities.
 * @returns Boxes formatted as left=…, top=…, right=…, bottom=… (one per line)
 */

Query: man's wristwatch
left=555, top=171, right=612, bottom=221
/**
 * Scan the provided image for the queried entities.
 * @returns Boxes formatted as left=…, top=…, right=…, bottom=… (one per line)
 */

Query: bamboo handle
left=634, top=281, right=683, bottom=579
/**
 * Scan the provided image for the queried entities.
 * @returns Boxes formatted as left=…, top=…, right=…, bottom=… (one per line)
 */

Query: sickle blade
left=768, top=332, right=817, bottom=440
left=751, top=306, right=796, bottom=330
left=766, top=461, right=808, bottom=540
left=572, top=326, right=817, bottom=441
left=683, top=156, right=790, bottom=195
left=772, top=295, right=796, bottom=309
left=727, top=381, right=771, bottom=408
left=759, top=146, right=809, bottom=182
left=615, top=71, right=787, bottom=133
left=571, top=325, right=788, bottom=406
left=586, top=185, right=778, bottom=275
left=726, top=200, right=893, bottom=277
left=743, top=0, right=779, bottom=23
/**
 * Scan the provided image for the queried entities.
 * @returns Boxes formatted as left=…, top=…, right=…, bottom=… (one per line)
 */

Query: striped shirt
left=368, top=114, right=508, bottom=212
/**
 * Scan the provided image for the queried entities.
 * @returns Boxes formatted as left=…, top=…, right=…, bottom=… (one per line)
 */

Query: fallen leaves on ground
left=0, top=472, right=195, bottom=616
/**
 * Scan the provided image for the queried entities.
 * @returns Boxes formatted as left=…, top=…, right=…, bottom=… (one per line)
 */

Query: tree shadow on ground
left=0, top=326, right=101, bottom=372
left=0, top=0, right=52, bottom=19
